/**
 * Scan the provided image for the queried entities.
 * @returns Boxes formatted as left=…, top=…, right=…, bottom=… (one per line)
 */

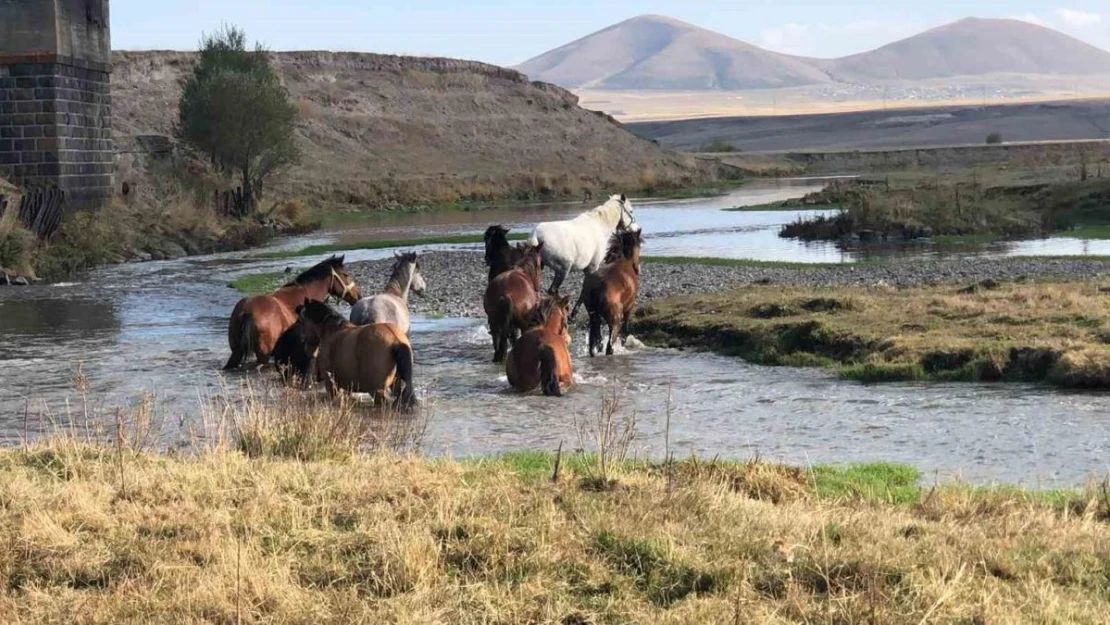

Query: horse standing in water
left=484, top=243, right=544, bottom=363
left=297, top=300, right=416, bottom=408
left=580, top=229, right=643, bottom=356
left=224, top=255, right=361, bottom=370
left=507, top=295, right=574, bottom=396
left=527, top=194, right=635, bottom=295
left=484, top=225, right=525, bottom=282
left=350, top=252, right=426, bottom=334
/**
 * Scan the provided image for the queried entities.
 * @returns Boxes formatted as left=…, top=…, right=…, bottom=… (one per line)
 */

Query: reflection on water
left=3, top=178, right=1110, bottom=486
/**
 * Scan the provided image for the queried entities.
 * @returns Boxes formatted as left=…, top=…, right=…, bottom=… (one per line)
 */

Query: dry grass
left=1, top=430, right=1108, bottom=623
left=635, top=279, right=1110, bottom=388
left=2, top=383, right=1108, bottom=623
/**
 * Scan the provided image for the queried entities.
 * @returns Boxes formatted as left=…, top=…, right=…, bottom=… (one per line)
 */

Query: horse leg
left=548, top=264, right=568, bottom=295
left=607, top=313, right=622, bottom=356
left=588, top=313, right=601, bottom=357
left=570, top=273, right=589, bottom=320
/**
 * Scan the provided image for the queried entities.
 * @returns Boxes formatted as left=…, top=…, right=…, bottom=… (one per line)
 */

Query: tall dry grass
left=2, top=381, right=1109, bottom=623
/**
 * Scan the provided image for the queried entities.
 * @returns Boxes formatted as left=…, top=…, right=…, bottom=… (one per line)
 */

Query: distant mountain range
left=517, top=15, right=1110, bottom=90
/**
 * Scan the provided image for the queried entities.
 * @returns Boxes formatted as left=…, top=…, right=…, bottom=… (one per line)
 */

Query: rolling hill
left=111, top=51, right=704, bottom=210
left=518, top=15, right=1110, bottom=91
left=516, top=14, right=831, bottom=90
left=825, top=18, right=1110, bottom=82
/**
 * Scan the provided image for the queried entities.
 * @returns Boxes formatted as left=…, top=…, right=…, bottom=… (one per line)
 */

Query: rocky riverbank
left=346, top=251, right=1110, bottom=319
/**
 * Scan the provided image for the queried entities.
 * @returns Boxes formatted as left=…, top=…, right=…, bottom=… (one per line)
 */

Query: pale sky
left=111, top=0, right=1110, bottom=65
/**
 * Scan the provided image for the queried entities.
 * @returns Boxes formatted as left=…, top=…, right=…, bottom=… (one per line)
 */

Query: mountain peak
left=518, top=14, right=1110, bottom=90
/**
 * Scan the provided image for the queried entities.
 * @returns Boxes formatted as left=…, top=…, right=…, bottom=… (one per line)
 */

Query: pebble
left=347, top=251, right=1110, bottom=320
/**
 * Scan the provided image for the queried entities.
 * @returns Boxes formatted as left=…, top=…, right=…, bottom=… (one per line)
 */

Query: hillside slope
left=519, top=15, right=1110, bottom=91
left=112, top=51, right=703, bottom=209
left=825, top=18, right=1110, bottom=82
left=516, top=14, right=831, bottom=90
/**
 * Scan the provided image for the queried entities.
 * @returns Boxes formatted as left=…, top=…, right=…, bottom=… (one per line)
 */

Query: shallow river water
left=2, top=179, right=1109, bottom=486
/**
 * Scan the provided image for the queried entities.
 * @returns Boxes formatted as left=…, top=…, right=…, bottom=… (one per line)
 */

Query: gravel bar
left=347, top=251, right=1110, bottom=320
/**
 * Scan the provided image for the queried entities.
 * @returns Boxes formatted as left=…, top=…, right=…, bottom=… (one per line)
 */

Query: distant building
left=0, top=0, right=113, bottom=211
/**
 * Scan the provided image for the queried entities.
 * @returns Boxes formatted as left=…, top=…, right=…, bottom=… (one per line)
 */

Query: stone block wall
left=0, top=0, right=112, bottom=212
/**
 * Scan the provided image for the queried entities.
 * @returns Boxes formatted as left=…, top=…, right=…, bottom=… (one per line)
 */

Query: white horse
left=350, top=251, right=426, bottom=334
left=527, top=194, right=636, bottom=295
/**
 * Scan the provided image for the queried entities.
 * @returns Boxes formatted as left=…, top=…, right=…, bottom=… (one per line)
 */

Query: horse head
left=390, top=251, right=426, bottom=298
left=614, top=193, right=635, bottom=230
left=535, top=294, right=572, bottom=345
left=515, top=242, right=545, bottom=290
left=326, top=256, right=362, bottom=305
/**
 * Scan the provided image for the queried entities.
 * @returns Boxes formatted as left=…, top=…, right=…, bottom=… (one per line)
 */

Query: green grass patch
left=1061, top=225, right=1110, bottom=240
left=257, top=232, right=529, bottom=260
left=838, top=362, right=928, bottom=383
left=228, top=271, right=286, bottom=294
left=810, top=463, right=923, bottom=505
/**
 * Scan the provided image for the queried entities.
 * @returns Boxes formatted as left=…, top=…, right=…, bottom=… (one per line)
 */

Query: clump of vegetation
left=634, top=280, right=1110, bottom=389
left=780, top=178, right=1110, bottom=242
left=986, top=132, right=1003, bottom=145
left=179, top=25, right=300, bottom=209
left=0, top=208, right=36, bottom=277
left=696, top=139, right=739, bottom=153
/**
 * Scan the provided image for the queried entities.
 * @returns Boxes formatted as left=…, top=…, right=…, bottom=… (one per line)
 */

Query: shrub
left=986, top=133, right=1003, bottom=145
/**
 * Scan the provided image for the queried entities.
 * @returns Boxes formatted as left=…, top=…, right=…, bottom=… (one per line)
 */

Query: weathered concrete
left=0, top=0, right=113, bottom=211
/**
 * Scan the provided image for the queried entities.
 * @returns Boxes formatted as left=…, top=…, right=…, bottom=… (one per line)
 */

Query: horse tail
left=390, top=341, right=416, bottom=409
left=526, top=230, right=540, bottom=247
left=223, top=313, right=255, bottom=370
left=539, top=344, right=563, bottom=397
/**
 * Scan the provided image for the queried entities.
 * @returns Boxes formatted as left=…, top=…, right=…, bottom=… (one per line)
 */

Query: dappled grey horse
left=350, top=252, right=426, bottom=334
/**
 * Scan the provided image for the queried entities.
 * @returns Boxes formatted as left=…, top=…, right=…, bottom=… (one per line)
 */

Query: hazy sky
left=112, top=0, right=1110, bottom=64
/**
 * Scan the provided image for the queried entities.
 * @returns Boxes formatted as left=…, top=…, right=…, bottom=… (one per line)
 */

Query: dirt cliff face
left=112, top=51, right=701, bottom=208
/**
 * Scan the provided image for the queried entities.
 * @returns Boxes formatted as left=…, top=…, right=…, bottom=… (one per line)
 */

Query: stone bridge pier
left=0, top=0, right=113, bottom=211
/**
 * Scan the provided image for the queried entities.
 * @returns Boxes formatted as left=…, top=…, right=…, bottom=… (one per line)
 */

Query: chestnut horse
left=580, top=229, right=643, bottom=356
left=484, top=242, right=544, bottom=363
left=297, top=300, right=416, bottom=408
left=506, top=296, right=574, bottom=396
left=484, top=225, right=525, bottom=282
left=224, top=255, right=361, bottom=370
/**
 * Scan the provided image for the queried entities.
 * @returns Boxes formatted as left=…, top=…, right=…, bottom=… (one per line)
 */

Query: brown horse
left=224, top=255, right=361, bottom=370
left=297, top=300, right=416, bottom=408
left=579, top=229, right=643, bottom=357
left=483, top=242, right=544, bottom=363
left=484, top=225, right=525, bottom=282
left=506, top=295, right=574, bottom=396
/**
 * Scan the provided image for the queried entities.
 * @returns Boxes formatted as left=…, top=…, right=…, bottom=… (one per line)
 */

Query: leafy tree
left=178, top=26, right=298, bottom=210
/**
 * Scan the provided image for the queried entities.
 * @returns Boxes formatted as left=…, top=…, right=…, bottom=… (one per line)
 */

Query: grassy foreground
left=634, top=279, right=1110, bottom=388
left=2, top=435, right=1108, bottom=624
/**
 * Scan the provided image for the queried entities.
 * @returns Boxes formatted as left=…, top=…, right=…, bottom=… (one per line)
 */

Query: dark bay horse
left=507, top=295, right=574, bottom=396
left=579, top=229, right=643, bottom=356
left=272, top=319, right=320, bottom=385
left=224, top=255, right=361, bottom=370
left=484, top=225, right=525, bottom=282
left=483, top=243, right=544, bottom=363
left=297, top=300, right=416, bottom=408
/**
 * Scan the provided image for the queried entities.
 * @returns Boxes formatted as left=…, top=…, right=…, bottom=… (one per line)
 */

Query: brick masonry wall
left=0, top=57, right=113, bottom=211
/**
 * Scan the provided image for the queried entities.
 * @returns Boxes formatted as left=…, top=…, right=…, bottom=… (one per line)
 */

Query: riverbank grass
left=2, top=434, right=1108, bottom=624
left=634, top=279, right=1110, bottom=389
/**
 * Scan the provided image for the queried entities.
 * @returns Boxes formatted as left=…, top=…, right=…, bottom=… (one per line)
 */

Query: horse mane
left=388, top=252, right=418, bottom=285
left=285, top=255, right=345, bottom=287
left=532, top=295, right=568, bottom=326
left=604, top=229, right=643, bottom=263
left=484, top=225, right=511, bottom=267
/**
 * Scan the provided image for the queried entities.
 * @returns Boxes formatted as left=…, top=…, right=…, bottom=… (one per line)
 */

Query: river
left=1, top=178, right=1108, bottom=486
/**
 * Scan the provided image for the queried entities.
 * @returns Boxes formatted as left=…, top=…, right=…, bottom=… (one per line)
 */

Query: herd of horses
left=222, top=194, right=642, bottom=408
